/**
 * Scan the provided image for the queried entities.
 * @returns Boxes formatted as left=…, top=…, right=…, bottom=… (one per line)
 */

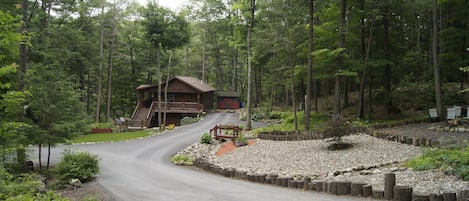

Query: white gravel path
left=178, top=133, right=469, bottom=196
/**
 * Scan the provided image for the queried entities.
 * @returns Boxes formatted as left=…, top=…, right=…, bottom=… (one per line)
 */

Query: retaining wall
left=193, top=119, right=468, bottom=200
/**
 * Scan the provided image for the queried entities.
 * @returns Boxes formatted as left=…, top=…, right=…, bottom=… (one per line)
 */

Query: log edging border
left=192, top=118, right=469, bottom=200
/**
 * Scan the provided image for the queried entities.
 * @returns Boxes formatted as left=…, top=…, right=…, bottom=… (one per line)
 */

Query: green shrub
left=268, top=111, right=285, bottom=119
left=0, top=168, right=67, bottom=200
left=407, top=146, right=469, bottom=180
left=234, top=132, right=248, bottom=147
left=181, top=116, right=200, bottom=125
left=200, top=133, right=212, bottom=144
left=54, top=150, right=99, bottom=184
left=323, top=114, right=354, bottom=150
left=80, top=196, right=99, bottom=201
left=170, top=155, right=193, bottom=165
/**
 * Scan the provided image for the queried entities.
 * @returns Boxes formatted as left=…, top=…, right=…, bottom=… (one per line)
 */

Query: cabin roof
left=135, top=76, right=215, bottom=93
left=174, top=76, right=215, bottom=92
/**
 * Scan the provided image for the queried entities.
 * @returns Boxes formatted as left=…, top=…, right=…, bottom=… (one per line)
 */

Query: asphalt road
left=34, top=112, right=369, bottom=201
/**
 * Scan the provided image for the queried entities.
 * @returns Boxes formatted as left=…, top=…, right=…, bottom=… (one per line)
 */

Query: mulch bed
left=215, top=139, right=257, bottom=157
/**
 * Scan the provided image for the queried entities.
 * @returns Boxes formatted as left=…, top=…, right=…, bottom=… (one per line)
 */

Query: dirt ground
left=56, top=180, right=114, bottom=201
left=377, top=122, right=469, bottom=147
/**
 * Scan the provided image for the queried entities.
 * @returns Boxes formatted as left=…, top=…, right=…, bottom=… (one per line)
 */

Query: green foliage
left=267, top=111, right=285, bottom=119
left=26, top=64, right=87, bottom=147
left=254, top=111, right=329, bottom=133
left=143, top=3, right=190, bottom=50
left=0, top=168, right=67, bottom=200
left=170, top=155, right=193, bottom=165
left=200, top=133, right=213, bottom=144
left=180, top=116, right=200, bottom=125
left=234, top=132, right=248, bottom=147
left=323, top=114, right=354, bottom=150
left=0, top=10, right=21, bottom=65
left=80, top=196, right=99, bottom=201
left=53, top=150, right=100, bottom=184
left=407, top=146, right=469, bottom=180
left=350, top=118, right=371, bottom=128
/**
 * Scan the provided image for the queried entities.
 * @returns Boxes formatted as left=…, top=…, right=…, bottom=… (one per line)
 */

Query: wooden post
left=337, top=181, right=351, bottom=195
left=303, top=177, right=311, bottom=190
left=328, top=182, right=338, bottom=195
left=429, top=194, right=443, bottom=201
left=412, top=194, right=430, bottom=201
left=460, top=190, right=469, bottom=199
left=362, top=185, right=372, bottom=197
left=372, top=190, right=384, bottom=199
left=351, top=183, right=366, bottom=196
left=384, top=173, right=396, bottom=200
left=442, top=193, right=456, bottom=201
left=315, top=182, right=323, bottom=192
left=393, top=186, right=412, bottom=201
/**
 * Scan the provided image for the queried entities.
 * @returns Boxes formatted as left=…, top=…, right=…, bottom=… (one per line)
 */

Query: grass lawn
left=70, top=130, right=152, bottom=144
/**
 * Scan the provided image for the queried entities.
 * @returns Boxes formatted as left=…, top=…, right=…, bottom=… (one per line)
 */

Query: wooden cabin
left=217, top=91, right=241, bottom=109
left=130, top=76, right=215, bottom=128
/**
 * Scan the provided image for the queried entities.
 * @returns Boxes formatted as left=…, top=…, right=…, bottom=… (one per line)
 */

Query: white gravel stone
left=178, top=133, right=469, bottom=195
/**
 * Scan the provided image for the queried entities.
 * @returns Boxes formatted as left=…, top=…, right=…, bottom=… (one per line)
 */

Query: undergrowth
left=254, top=111, right=329, bottom=133
left=407, top=146, right=469, bottom=181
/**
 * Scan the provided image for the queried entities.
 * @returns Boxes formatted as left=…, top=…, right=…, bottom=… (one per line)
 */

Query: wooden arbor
left=210, top=125, right=240, bottom=140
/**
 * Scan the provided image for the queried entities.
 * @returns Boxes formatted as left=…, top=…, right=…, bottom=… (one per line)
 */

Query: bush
left=181, top=116, right=200, bottom=125
left=234, top=132, right=248, bottom=147
left=170, top=155, right=193, bottom=166
left=54, top=150, right=99, bottom=184
left=407, top=146, right=469, bottom=180
left=0, top=168, right=67, bottom=200
left=323, top=114, right=354, bottom=150
left=200, top=133, right=212, bottom=144
left=268, top=111, right=284, bottom=119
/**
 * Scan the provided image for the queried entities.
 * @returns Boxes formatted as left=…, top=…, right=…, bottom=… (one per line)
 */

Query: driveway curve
left=35, top=112, right=368, bottom=201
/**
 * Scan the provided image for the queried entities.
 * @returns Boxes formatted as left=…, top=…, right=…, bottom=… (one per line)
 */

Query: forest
left=0, top=0, right=469, bottom=163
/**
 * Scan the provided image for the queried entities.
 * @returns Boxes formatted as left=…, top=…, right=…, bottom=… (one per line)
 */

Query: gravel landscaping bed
left=178, top=134, right=469, bottom=196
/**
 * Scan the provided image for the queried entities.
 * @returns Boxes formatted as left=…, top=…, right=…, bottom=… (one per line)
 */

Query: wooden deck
left=128, top=101, right=204, bottom=129
left=150, top=102, right=204, bottom=114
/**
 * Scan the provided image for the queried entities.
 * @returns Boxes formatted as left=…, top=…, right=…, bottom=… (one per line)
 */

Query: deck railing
left=151, top=101, right=204, bottom=113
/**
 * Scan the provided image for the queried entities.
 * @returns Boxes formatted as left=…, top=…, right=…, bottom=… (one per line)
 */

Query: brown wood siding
left=200, top=91, right=214, bottom=110
left=166, top=79, right=198, bottom=93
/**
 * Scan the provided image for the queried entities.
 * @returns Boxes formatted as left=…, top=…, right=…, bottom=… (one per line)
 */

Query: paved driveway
left=34, top=112, right=368, bottom=201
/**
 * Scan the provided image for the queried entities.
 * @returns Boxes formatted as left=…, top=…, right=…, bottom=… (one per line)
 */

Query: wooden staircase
left=129, top=105, right=151, bottom=129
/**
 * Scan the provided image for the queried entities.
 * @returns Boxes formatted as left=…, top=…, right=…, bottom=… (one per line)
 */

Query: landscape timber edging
left=189, top=119, right=469, bottom=200
left=193, top=158, right=469, bottom=200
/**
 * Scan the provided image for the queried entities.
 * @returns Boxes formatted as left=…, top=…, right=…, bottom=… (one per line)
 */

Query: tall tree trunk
left=461, top=0, right=468, bottom=92
left=202, top=23, right=207, bottom=82
left=106, top=2, right=117, bottom=122
left=334, top=0, right=346, bottom=115
left=106, top=39, right=114, bottom=122
left=433, top=0, right=443, bottom=120
left=358, top=19, right=374, bottom=119
left=38, top=144, right=42, bottom=171
left=213, top=32, right=223, bottom=89
left=157, top=44, right=162, bottom=129
left=16, top=0, right=29, bottom=166
left=246, top=0, right=256, bottom=131
left=163, top=52, right=173, bottom=127
left=290, top=63, right=298, bottom=130
left=96, top=6, right=105, bottom=123
left=18, top=0, right=28, bottom=91
left=232, top=46, right=238, bottom=92
left=383, top=6, right=393, bottom=116
left=46, top=137, right=51, bottom=169
left=230, top=9, right=238, bottom=92
left=305, top=0, right=314, bottom=130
